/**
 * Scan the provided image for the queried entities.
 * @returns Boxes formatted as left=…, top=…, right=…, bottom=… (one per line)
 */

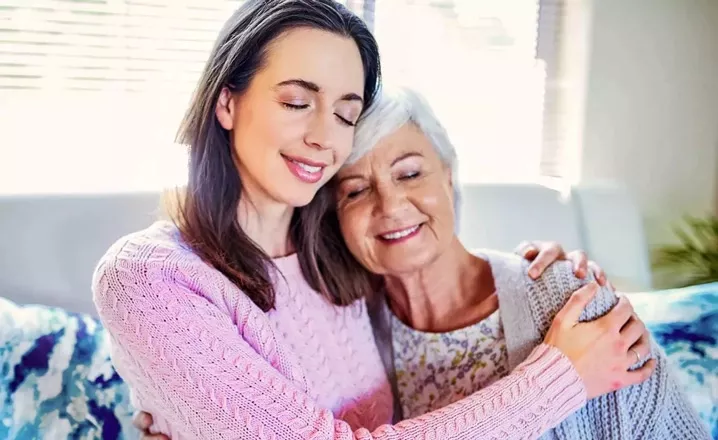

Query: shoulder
left=477, top=248, right=581, bottom=296
left=477, top=249, right=614, bottom=321
left=91, top=220, right=221, bottom=310
left=474, top=248, right=526, bottom=274
left=523, top=258, right=617, bottom=324
left=475, top=248, right=576, bottom=281
left=93, top=220, right=199, bottom=281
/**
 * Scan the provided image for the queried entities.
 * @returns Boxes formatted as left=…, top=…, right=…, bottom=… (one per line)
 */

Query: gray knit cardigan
left=367, top=250, right=710, bottom=439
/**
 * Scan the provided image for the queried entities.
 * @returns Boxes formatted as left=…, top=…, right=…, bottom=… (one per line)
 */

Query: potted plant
left=652, top=215, right=718, bottom=287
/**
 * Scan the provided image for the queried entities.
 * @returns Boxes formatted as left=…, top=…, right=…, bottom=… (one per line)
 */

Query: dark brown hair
left=168, top=0, right=381, bottom=312
left=292, top=181, right=381, bottom=307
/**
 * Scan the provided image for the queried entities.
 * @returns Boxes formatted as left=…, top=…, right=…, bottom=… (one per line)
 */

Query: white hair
left=349, top=86, right=462, bottom=230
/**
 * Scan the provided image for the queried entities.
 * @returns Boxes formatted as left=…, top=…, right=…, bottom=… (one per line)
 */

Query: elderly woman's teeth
left=382, top=225, right=419, bottom=240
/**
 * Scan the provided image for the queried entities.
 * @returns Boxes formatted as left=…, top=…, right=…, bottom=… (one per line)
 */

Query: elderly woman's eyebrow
left=391, top=152, right=423, bottom=166
left=337, top=173, right=365, bottom=184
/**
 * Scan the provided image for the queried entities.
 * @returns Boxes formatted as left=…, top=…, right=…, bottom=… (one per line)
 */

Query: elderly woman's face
left=335, top=123, right=456, bottom=275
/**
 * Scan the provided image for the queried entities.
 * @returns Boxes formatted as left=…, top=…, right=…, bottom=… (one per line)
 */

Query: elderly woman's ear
left=515, top=241, right=613, bottom=289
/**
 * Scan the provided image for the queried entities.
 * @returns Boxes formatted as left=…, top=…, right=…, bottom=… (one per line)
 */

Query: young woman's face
left=215, top=27, right=366, bottom=208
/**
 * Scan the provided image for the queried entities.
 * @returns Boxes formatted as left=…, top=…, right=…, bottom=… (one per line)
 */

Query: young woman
left=93, top=1, right=655, bottom=439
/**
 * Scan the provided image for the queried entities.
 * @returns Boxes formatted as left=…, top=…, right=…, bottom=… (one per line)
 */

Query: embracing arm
left=531, top=261, right=710, bottom=438
left=93, top=250, right=588, bottom=440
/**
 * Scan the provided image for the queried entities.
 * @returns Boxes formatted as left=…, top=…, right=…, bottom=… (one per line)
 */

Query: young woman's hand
left=132, top=411, right=168, bottom=440
left=544, top=282, right=655, bottom=399
left=516, top=241, right=614, bottom=290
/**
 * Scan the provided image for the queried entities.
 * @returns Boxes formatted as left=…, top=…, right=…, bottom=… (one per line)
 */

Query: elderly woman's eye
left=400, top=171, right=420, bottom=180
left=346, top=188, right=366, bottom=199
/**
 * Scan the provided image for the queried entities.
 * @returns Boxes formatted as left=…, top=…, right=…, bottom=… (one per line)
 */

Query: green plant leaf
left=652, top=215, right=718, bottom=287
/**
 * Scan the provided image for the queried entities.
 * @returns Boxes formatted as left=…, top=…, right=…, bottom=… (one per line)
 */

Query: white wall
left=574, top=0, right=718, bottom=284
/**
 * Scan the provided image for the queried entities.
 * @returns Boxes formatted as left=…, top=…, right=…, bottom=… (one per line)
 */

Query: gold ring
left=631, top=348, right=642, bottom=364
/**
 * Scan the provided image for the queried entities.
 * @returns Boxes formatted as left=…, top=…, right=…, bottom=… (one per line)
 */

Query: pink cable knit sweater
left=92, top=221, right=587, bottom=440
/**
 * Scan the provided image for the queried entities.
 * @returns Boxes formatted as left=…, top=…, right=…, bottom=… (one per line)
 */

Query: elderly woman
left=327, top=87, right=710, bottom=438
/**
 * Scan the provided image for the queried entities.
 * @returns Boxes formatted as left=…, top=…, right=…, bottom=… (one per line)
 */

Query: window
left=0, top=0, right=243, bottom=194
left=0, top=0, right=561, bottom=194
left=373, top=0, right=547, bottom=183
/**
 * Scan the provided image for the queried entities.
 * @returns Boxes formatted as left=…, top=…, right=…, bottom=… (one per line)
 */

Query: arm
left=530, top=261, right=710, bottom=438
left=94, top=253, right=586, bottom=440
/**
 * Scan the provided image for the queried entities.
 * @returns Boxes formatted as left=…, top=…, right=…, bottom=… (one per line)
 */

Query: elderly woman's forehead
left=350, top=123, right=428, bottom=162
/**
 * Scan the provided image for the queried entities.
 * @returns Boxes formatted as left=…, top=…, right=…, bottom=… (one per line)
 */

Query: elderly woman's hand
left=544, top=283, right=655, bottom=399
left=515, top=241, right=613, bottom=289
left=133, top=411, right=169, bottom=440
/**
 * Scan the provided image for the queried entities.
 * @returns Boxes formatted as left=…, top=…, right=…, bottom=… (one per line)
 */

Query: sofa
left=0, top=184, right=715, bottom=439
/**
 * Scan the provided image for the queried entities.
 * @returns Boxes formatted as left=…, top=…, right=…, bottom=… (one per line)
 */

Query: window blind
left=0, top=0, right=245, bottom=92
left=537, top=0, right=570, bottom=178
left=0, top=0, right=561, bottom=194
left=0, top=0, right=372, bottom=93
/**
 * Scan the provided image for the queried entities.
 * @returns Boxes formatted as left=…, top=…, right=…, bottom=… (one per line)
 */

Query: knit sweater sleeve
left=93, top=240, right=586, bottom=440
left=529, top=261, right=711, bottom=439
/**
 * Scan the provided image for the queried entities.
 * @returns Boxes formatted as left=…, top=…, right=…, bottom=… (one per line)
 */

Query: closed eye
left=283, top=103, right=354, bottom=126
left=282, top=103, right=309, bottom=110
left=399, top=171, right=420, bottom=180
left=346, top=188, right=366, bottom=199
left=335, top=114, right=356, bottom=127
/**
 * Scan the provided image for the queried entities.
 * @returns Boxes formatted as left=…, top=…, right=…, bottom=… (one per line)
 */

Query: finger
left=619, top=316, right=646, bottom=351
left=587, top=260, right=607, bottom=286
left=567, top=250, right=588, bottom=279
left=515, top=241, right=539, bottom=259
left=601, top=296, right=634, bottom=331
left=133, top=412, right=152, bottom=430
left=607, top=280, right=616, bottom=292
left=554, top=282, right=599, bottom=326
left=527, top=243, right=563, bottom=279
left=623, top=358, right=656, bottom=387
left=626, top=333, right=652, bottom=367
left=142, top=435, right=170, bottom=440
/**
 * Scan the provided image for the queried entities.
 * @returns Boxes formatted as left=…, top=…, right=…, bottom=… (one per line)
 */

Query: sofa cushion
left=0, top=297, right=136, bottom=440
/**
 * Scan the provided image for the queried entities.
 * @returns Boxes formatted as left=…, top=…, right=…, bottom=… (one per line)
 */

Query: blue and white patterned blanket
left=0, top=298, right=135, bottom=440
left=629, top=284, right=717, bottom=439
left=1, top=284, right=716, bottom=439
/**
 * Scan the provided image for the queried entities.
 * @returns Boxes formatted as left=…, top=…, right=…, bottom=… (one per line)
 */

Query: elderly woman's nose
left=376, top=184, right=406, bottom=215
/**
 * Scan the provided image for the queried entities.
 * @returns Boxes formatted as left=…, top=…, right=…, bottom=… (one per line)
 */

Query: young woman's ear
left=215, top=87, right=235, bottom=130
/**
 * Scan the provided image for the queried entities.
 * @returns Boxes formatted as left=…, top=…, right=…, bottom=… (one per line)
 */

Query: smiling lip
left=282, top=154, right=327, bottom=184
left=377, top=224, right=423, bottom=244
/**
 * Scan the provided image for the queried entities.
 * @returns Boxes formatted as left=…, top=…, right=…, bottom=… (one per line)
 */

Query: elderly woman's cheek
left=339, top=206, right=368, bottom=260
left=417, top=192, right=445, bottom=220
left=418, top=190, right=455, bottom=240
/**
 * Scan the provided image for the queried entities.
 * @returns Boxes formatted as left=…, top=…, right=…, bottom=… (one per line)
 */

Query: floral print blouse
left=391, top=308, right=510, bottom=418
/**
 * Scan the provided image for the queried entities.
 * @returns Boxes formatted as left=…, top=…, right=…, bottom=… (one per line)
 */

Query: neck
left=385, top=238, right=496, bottom=332
left=237, top=191, right=294, bottom=258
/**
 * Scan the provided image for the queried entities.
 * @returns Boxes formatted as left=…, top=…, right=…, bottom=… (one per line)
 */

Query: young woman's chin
left=277, top=172, right=337, bottom=208
left=280, top=186, right=323, bottom=208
